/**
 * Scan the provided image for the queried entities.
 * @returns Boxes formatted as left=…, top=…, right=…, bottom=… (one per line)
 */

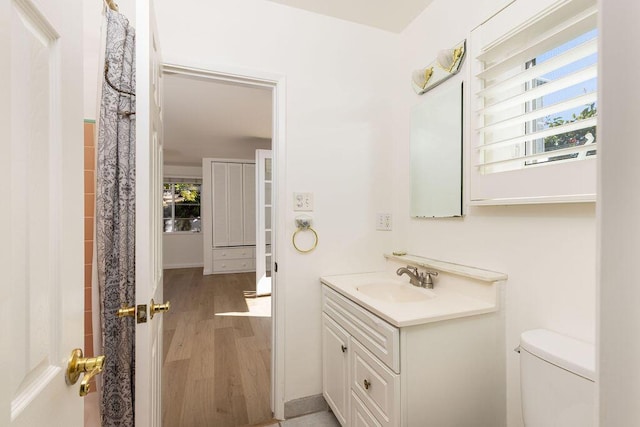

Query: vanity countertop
left=320, top=271, right=499, bottom=328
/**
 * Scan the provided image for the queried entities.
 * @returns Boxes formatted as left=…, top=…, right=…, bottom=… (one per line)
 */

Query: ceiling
left=162, top=73, right=272, bottom=166
left=265, top=0, right=435, bottom=33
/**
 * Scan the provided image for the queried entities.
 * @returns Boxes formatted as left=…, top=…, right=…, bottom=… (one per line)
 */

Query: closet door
left=243, top=163, right=256, bottom=246
left=227, top=163, right=244, bottom=246
left=212, top=162, right=229, bottom=247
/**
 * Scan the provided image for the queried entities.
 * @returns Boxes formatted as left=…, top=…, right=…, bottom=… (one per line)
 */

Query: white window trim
left=468, top=0, right=597, bottom=205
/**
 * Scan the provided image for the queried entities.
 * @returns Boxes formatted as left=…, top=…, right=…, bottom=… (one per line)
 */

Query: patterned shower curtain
left=96, top=8, right=136, bottom=427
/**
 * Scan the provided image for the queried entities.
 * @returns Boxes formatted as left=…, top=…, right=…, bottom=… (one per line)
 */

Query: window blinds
left=474, top=0, right=598, bottom=175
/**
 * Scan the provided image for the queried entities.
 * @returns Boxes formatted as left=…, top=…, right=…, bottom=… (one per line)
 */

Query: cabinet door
left=227, top=163, right=244, bottom=246
left=322, top=313, right=350, bottom=426
left=212, top=162, right=229, bottom=247
left=243, top=163, right=256, bottom=246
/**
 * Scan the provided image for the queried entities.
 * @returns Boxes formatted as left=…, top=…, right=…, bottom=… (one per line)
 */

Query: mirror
left=410, top=82, right=463, bottom=217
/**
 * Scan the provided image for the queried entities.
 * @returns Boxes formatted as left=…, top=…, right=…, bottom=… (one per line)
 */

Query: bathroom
left=72, top=0, right=639, bottom=427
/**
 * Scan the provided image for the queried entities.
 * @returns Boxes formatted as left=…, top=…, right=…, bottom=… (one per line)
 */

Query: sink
left=356, top=281, right=436, bottom=303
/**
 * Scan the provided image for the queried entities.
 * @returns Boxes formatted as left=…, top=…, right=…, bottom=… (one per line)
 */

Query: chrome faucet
left=396, top=265, right=438, bottom=289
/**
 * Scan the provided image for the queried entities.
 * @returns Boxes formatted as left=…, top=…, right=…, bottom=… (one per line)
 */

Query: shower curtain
left=96, top=7, right=136, bottom=427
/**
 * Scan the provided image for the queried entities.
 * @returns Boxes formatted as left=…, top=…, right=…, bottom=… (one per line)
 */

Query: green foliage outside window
left=163, top=182, right=201, bottom=232
left=544, top=103, right=597, bottom=152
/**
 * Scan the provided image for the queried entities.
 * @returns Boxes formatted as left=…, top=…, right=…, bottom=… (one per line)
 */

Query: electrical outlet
left=294, top=192, right=313, bottom=211
left=376, top=213, right=392, bottom=231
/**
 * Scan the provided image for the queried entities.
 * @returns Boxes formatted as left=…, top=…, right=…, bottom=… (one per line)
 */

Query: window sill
left=468, top=193, right=595, bottom=206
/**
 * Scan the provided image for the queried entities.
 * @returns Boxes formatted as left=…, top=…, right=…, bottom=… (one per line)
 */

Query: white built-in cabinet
left=322, top=285, right=504, bottom=427
left=203, top=159, right=256, bottom=274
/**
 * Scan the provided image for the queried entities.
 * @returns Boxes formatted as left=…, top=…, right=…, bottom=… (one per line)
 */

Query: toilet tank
left=520, top=329, right=595, bottom=427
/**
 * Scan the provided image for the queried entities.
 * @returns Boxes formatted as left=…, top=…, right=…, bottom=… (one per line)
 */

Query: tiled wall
left=84, top=122, right=95, bottom=361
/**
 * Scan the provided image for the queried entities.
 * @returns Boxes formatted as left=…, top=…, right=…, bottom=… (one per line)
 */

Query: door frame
left=162, top=63, right=286, bottom=419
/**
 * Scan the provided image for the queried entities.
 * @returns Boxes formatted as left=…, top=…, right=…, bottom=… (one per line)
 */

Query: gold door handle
left=117, top=305, right=136, bottom=318
left=150, top=299, right=170, bottom=319
left=66, top=349, right=106, bottom=397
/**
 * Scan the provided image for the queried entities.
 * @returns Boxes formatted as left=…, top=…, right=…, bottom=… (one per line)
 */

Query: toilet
left=519, top=329, right=595, bottom=427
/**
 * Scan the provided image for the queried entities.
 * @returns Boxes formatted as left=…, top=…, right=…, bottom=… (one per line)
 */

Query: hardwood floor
left=162, top=268, right=273, bottom=427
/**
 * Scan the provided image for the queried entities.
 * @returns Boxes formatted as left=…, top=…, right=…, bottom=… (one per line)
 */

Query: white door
left=212, top=162, right=229, bottom=247
left=227, top=163, right=244, bottom=246
left=135, top=0, right=165, bottom=425
left=0, top=0, right=84, bottom=425
left=255, top=150, right=273, bottom=296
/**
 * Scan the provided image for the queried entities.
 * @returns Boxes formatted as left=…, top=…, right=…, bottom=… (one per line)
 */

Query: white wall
left=598, top=1, right=640, bottom=425
left=393, top=1, right=596, bottom=426
left=163, top=138, right=272, bottom=165
left=163, top=165, right=204, bottom=269
left=164, top=165, right=202, bottom=178
left=163, top=233, right=204, bottom=269
left=154, top=0, right=397, bottom=403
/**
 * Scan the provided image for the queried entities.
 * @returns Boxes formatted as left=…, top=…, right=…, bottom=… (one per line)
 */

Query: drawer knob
left=341, top=345, right=347, bottom=353
left=363, top=379, right=371, bottom=390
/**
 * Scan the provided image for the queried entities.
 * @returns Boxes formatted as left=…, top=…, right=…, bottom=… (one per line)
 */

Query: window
left=470, top=0, right=598, bottom=204
left=525, top=28, right=597, bottom=165
left=163, top=181, right=201, bottom=232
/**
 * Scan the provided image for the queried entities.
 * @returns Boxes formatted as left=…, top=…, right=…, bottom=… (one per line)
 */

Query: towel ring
left=292, top=227, right=318, bottom=253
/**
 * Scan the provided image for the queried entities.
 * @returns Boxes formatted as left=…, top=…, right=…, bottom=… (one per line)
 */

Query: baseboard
left=283, top=394, right=328, bottom=419
left=163, top=263, right=204, bottom=270
left=203, top=269, right=257, bottom=276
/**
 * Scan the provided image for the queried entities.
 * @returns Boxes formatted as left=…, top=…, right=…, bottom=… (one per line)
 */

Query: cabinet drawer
left=212, top=247, right=255, bottom=260
left=351, top=392, right=382, bottom=427
left=351, top=340, right=399, bottom=427
left=213, top=258, right=255, bottom=272
left=322, top=286, right=400, bottom=372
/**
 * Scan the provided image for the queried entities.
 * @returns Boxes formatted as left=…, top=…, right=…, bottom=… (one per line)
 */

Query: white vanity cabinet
left=322, top=286, right=400, bottom=427
left=321, top=281, right=505, bottom=427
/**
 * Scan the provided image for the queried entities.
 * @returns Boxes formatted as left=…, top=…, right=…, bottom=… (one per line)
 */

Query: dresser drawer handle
left=363, top=379, right=371, bottom=390
left=341, top=345, right=347, bottom=353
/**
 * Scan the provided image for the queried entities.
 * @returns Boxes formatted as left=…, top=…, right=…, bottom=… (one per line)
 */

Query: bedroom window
left=470, top=0, right=598, bottom=204
left=163, top=181, right=201, bottom=233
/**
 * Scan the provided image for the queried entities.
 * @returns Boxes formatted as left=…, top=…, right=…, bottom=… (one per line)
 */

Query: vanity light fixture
left=411, top=40, right=466, bottom=95
left=437, top=45, right=465, bottom=72
left=411, top=67, right=434, bottom=91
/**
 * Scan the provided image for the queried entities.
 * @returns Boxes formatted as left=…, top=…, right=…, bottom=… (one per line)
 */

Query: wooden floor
left=162, top=268, right=273, bottom=427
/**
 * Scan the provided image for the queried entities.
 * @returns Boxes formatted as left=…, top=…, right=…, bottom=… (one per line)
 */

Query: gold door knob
left=66, top=349, right=106, bottom=397
left=117, top=305, right=136, bottom=318
left=150, top=299, right=171, bottom=319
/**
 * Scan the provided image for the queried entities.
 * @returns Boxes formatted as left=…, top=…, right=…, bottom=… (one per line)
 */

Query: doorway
left=160, top=64, right=285, bottom=424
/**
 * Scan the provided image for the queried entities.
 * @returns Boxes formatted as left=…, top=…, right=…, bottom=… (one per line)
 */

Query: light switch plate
left=294, top=192, right=313, bottom=211
left=376, top=213, right=392, bottom=231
